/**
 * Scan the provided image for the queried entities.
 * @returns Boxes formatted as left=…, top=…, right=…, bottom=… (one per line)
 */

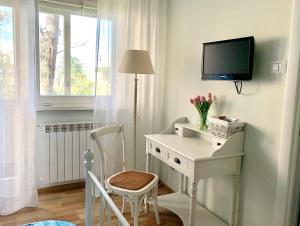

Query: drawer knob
left=155, top=147, right=161, bottom=153
left=174, top=158, right=181, bottom=164
left=217, top=142, right=222, bottom=146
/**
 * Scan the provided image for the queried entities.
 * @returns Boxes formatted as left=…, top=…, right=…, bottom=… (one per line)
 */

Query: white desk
left=145, top=117, right=244, bottom=226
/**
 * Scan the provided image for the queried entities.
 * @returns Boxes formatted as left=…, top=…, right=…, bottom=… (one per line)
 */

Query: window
left=39, top=12, right=97, bottom=96
left=38, top=6, right=113, bottom=110
left=0, top=5, right=14, bottom=98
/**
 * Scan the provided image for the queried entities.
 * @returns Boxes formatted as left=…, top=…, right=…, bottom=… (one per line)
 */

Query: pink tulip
left=190, top=98, right=194, bottom=104
left=202, top=96, right=206, bottom=101
left=194, top=98, right=198, bottom=104
left=208, top=93, right=212, bottom=100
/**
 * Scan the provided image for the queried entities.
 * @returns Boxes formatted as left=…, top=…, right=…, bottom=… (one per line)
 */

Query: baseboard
left=38, top=181, right=85, bottom=194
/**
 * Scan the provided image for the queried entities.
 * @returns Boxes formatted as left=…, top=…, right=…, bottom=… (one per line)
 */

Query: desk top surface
left=145, top=134, right=222, bottom=161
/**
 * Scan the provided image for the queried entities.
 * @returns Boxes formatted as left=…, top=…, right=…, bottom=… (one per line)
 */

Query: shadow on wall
left=254, top=37, right=288, bottom=82
left=212, top=95, right=232, bottom=116
left=238, top=123, right=278, bottom=225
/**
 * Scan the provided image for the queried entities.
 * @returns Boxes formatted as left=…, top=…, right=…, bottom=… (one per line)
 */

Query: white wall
left=162, top=0, right=292, bottom=225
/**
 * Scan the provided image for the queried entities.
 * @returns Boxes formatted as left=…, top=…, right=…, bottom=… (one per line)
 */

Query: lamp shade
left=118, top=50, right=154, bottom=74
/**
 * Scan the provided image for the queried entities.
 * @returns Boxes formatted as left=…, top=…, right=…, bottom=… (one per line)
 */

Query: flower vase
left=199, top=113, right=208, bottom=131
left=190, top=93, right=213, bottom=131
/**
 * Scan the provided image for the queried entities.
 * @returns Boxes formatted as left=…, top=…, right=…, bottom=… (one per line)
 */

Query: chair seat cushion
left=108, top=171, right=155, bottom=190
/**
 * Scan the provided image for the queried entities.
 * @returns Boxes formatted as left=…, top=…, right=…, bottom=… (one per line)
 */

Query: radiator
left=38, top=122, right=99, bottom=185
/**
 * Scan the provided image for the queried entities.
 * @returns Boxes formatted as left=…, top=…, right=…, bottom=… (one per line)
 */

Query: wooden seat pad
left=108, top=171, right=155, bottom=190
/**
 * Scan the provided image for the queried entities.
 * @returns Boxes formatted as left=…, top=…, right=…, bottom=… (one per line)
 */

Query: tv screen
left=201, top=37, right=254, bottom=81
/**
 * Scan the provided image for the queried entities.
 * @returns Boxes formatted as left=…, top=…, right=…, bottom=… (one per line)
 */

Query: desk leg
left=189, top=182, right=197, bottom=226
left=146, top=152, right=150, bottom=173
left=184, top=176, right=188, bottom=194
left=230, top=175, right=240, bottom=226
left=144, top=153, right=151, bottom=213
left=179, top=174, right=184, bottom=193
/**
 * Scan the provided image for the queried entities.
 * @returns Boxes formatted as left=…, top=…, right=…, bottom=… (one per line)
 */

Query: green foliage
left=0, top=52, right=14, bottom=97
left=71, top=57, right=94, bottom=95
left=96, top=66, right=111, bottom=95
left=97, top=66, right=110, bottom=74
left=0, top=6, right=14, bottom=97
left=40, top=56, right=95, bottom=96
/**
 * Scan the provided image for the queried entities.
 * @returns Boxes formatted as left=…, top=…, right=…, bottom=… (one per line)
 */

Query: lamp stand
left=133, top=73, right=138, bottom=169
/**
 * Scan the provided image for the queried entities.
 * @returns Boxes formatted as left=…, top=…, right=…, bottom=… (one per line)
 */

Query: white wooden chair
left=90, top=124, right=160, bottom=226
left=84, top=150, right=130, bottom=226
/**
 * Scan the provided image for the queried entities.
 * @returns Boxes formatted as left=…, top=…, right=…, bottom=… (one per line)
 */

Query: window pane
left=96, top=19, right=113, bottom=96
left=39, top=12, right=64, bottom=96
left=71, top=15, right=96, bottom=96
left=0, top=6, right=14, bottom=98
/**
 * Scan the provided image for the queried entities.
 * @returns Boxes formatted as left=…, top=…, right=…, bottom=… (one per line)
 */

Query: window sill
left=37, top=102, right=94, bottom=111
left=37, top=96, right=94, bottom=111
left=37, top=94, right=112, bottom=111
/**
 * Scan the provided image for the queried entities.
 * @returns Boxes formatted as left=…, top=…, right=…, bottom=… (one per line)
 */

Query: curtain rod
left=39, top=0, right=97, bottom=10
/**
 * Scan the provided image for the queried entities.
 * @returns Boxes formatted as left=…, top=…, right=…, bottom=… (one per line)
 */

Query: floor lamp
left=118, top=50, right=154, bottom=169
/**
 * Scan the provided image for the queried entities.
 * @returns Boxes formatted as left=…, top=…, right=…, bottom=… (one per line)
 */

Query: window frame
left=37, top=5, right=114, bottom=111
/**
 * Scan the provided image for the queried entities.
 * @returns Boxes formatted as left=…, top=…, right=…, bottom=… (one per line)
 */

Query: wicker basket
left=209, top=117, right=244, bottom=138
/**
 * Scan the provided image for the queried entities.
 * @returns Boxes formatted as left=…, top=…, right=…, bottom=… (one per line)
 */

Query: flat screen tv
left=201, top=36, right=254, bottom=81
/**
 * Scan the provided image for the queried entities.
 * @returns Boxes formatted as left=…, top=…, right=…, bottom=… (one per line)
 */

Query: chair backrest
left=90, top=123, right=126, bottom=184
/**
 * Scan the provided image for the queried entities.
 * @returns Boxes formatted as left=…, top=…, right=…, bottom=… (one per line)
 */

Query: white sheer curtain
left=93, top=0, right=166, bottom=175
left=0, top=0, right=38, bottom=215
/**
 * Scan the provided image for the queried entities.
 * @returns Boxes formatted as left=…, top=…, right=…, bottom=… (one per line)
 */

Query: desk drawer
left=148, top=140, right=167, bottom=161
left=167, top=150, right=190, bottom=174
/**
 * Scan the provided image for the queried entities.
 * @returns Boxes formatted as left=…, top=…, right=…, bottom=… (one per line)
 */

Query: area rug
left=20, top=220, right=76, bottom=226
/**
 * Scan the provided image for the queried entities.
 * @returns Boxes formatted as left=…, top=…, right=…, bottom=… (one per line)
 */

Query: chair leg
left=122, top=197, right=126, bottom=213
left=133, top=198, right=140, bottom=226
left=130, top=201, right=134, bottom=218
left=153, top=186, right=161, bottom=224
left=144, top=193, right=149, bottom=214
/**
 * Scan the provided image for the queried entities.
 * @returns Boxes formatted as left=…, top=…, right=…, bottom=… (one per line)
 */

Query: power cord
left=234, top=81, right=243, bottom=94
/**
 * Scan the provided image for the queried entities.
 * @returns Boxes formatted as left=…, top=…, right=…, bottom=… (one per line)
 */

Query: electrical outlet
left=271, top=60, right=287, bottom=74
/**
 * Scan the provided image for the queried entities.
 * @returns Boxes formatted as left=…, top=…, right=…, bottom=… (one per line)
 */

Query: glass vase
left=199, top=112, right=208, bottom=131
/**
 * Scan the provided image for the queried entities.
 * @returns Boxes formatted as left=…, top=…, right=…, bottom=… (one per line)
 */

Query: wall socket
left=271, top=60, right=287, bottom=74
